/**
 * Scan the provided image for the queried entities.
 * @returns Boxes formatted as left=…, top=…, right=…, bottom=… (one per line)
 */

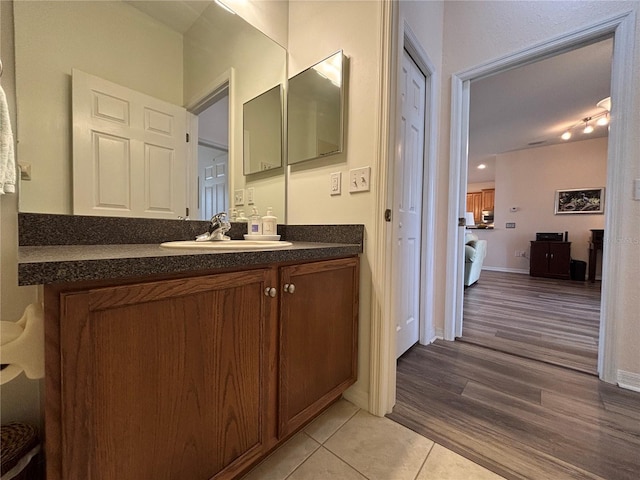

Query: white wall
left=0, top=0, right=42, bottom=430
left=439, top=1, right=640, bottom=381
left=14, top=1, right=183, bottom=214
left=480, top=137, right=607, bottom=272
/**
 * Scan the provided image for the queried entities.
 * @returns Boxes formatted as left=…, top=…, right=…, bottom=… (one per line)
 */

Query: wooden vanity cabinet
left=44, top=256, right=359, bottom=480
left=45, top=268, right=279, bottom=480
left=278, top=257, right=359, bottom=438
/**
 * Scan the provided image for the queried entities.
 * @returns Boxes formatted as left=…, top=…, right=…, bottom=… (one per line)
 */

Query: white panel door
left=394, top=50, right=426, bottom=358
left=73, top=69, right=187, bottom=218
left=198, top=144, right=228, bottom=220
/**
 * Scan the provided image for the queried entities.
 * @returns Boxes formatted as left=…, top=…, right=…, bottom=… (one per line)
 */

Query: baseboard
left=343, top=385, right=368, bottom=410
left=482, top=266, right=529, bottom=275
left=617, top=370, right=640, bottom=392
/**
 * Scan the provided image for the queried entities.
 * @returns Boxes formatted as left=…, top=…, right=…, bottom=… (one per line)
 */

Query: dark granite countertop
left=17, top=214, right=365, bottom=286
left=18, top=241, right=362, bottom=286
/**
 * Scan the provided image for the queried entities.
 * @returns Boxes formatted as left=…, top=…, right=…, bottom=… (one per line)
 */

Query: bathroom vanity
left=18, top=214, right=363, bottom=480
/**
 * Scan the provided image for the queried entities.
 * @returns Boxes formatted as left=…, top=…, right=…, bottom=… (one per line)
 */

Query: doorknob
left=264, top=287, right=277, bottom=297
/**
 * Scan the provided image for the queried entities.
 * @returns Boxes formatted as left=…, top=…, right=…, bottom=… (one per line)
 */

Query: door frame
left=185, top=69, right=235, bottom=220
left=369, top=3, right=438, bottom=415
left=444, top=11, right=636, bottom=384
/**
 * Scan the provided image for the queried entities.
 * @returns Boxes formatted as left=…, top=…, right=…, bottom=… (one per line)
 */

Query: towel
left=0, top=85, right=16, bottom=195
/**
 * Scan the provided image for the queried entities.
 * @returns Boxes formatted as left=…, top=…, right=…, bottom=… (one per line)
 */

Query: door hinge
left=458, top=217, right=466, bottom=227
left=384, top=209, right=392, bottom=222
left=186, top=133, right=190, bottom=142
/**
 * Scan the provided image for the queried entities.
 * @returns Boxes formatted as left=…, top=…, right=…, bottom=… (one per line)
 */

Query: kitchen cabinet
left=278, top=257, right=359, bottom=437
left=481, top=188, right=495, bottom=210
left=466, top=192, right=483, bottom=224
left=44, top=257, right=359, bottom=480
left=530, top=241, right=571, bottom=279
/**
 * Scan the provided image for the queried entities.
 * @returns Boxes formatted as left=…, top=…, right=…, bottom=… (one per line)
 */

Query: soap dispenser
left=262, top=207, right=277, bottom=236
left=248, top=207, right=262, bottom=235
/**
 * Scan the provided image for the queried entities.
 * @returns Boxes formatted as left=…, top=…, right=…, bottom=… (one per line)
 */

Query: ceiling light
left=596, top=114, right=609, bottom=126
left=561, top=131, right=572, bottom=140
left=583, top=121, right=594, bottom=134
left=477, top=164, right=486, bottom=170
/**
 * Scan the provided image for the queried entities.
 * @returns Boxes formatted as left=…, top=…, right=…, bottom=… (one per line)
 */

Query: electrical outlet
left=234, top=189, right=244, bottom=206
left=506, top=222, right=516, bottom=229
left=330, top=172, right=342, bottom=195
left=247, top=187, right=255, bottom=205
left=349, top=166, right=371, bottom=193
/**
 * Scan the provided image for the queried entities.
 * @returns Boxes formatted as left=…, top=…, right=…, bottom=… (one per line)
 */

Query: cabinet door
left=482, top=189, right=495, bottom=210
left=529, top=242, right=548, bottom=277
left=279, top=257, right=359, bottom=438
left=52, top=270, right=276, bottom=480
left=548, top=242, right=571, bottom=278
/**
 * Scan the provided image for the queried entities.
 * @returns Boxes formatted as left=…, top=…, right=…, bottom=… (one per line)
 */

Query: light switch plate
left=247, top=187, right=255, bottom=205
left=330, top=172, right=342, bottom=195
left=234, top=189, right=244, bottom=206
left=349, top=166, right=371, bottom=193
left=18, top=162, right=32, bottom=181
left=506, top=222, right=516, bottom=229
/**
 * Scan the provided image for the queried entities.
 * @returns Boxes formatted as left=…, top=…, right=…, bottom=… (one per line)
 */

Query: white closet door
left=394, top=50, right=426, bottom=358
left=72, top=69, right=187, bottom=218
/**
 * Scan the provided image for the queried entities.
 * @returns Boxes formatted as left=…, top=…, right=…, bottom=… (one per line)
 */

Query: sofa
left=464, top=232, right=487, bottom=287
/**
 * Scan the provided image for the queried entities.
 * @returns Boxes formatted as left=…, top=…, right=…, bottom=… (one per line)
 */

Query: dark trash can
left=570, top=259, right=586, bottom=281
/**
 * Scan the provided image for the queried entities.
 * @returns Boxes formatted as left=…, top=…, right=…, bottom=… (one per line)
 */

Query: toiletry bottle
left=249, top=207, right=262, bottom=235
left=236, top=210, right=248, bottom=222
left=262, top=207, right=277, bottom=236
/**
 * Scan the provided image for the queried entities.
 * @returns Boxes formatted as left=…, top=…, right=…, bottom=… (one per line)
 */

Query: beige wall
left=287, top=0, right=384, bottom=407
left=478, top=137, right=607, bottom=272
left=439, top=1, right=640, bottom=378
left=14, top=1, right=183, bottom=214
left=287, top=0, right=445, bottom=407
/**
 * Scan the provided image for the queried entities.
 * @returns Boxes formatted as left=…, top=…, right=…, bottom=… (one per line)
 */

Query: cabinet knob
left=284, top=283, right=296, bottom=294
left=264, top=287, right=277, bottom=297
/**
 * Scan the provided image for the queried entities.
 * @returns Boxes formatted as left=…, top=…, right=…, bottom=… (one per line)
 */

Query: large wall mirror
left=14, top=0, right=287, bottom=222
left=288, top=50, right=346, bottom=165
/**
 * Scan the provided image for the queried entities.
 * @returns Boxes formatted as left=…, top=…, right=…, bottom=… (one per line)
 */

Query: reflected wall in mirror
left=288, top=51, right=346, bottom=165
left=14, top=0, right=287, bottom=222
left=243, top=85, right=283, bottom=175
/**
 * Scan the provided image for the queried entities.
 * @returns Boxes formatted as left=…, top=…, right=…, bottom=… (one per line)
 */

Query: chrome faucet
left=195, top=212, right=231, bottom=242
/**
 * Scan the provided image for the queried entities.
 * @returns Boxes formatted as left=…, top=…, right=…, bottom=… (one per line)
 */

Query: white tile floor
left=242, top=399, right=505, bottom=480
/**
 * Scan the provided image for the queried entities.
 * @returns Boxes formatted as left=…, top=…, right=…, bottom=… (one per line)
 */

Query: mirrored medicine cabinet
left=287, top=51, right=347, bottom=165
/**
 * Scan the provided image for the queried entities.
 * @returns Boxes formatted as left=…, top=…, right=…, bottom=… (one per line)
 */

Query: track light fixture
left=560, top=97, right=611, bottom=141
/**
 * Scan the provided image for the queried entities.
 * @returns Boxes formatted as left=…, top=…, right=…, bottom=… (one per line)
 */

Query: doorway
left=444, top=13, right=636, bottom=385
left=458, top=38, right=612, bottom=374
left=188, top=85, right=230, bottom=221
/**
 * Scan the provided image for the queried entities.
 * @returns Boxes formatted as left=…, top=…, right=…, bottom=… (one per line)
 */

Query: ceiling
left=468, top=37, right=613, bottom=184
left=125, top=1, right=211, bottom=33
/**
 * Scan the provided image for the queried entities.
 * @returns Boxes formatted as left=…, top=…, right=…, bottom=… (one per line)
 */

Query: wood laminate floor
left=461, top=271, right=601, bottom=374
left=389, top=340, right=640, bottom=480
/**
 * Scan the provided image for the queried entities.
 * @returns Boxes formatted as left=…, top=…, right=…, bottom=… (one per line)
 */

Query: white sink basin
left=160, top=240, right=293, bottom=250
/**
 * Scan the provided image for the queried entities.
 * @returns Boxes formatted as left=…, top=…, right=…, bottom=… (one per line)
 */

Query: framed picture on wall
left=554, top=187, right=605, bottom=214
